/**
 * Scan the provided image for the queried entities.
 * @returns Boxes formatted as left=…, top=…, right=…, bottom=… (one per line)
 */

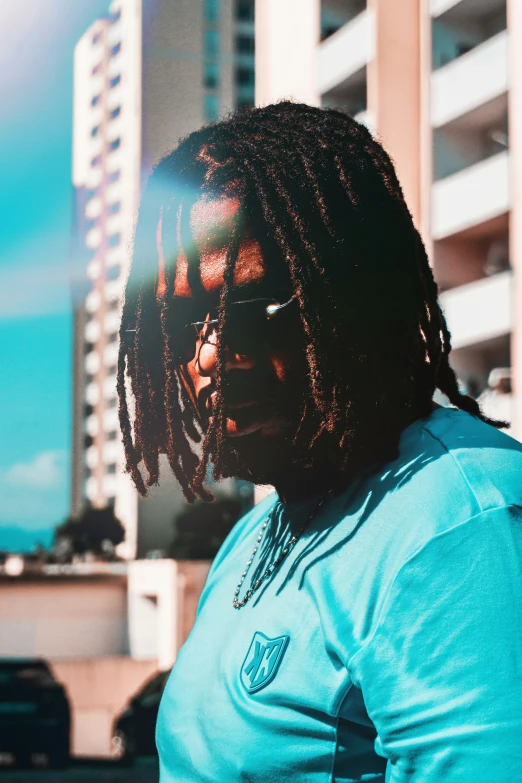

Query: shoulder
left=417, top=407, right=522, bottom=512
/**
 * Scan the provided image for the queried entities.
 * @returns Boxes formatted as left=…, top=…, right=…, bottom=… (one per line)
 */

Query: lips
left=205, top=392, right=278, bottom=437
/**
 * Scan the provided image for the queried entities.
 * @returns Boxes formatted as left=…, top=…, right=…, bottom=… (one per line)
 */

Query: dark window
left=106, top=463, right=117, bottom=474
left=109, top=42, right=121, bottom=57
left=92, top=62, right=102, bottom=76
left=236, top=67, right=255, bottom=86
left=109, top=106, right=121, bottom=120
left=84, top=341, right=95, bottom=354
left=204, top=29, right=220, bottom=57
left=204, top=62, right=220, bottom=89
left=91, top=94, right=101, bottom=107
left=107, top=397, right=117, bottom=408
left=107, top=201, right=121, bottom=215
left=91, top=125, right=100, bottom=137
left=92, top=31, right=102, bottom=45
left=107, top=332, right=118, bottom=343
left=86, top=187, right=98, bottom=200
left=107, top=170, right=121, bottom=184
left=236, top=35, right=255, bottom=55
left=109, top=9, right=121, bottom=24
left=108, top=137, right=121, bottom=152
left=85, top=217, right=99, bottom=231
left=84, top=434, right=94, bottom=448
left=106, top=430, right=117, bottom=441
left=204, top=0, right=219, bottom=23
left=108, top=233, right=121, bottom=248
left=91, top=154, right=102, bottom=167
left=204, top=94, right=219, bottom=121
left=84, top=403, right=94, bottom=416
left=109, top=74, right=121, bottom=89
left=107, top=298, right=120, bottom=309
left=106, top=266, right=120, bottom=281
left=237, top=96, right=254, bottom=110
left=107, top=364, right=117, bottom=376
left=236, top=1, right=254, bottom=22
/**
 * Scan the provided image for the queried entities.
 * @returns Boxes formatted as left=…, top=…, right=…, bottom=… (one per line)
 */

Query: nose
left=196, top=333, right=255, bottom=377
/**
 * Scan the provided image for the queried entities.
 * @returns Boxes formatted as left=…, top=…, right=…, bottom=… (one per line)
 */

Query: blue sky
left=0, top=0, right=109, bottom=551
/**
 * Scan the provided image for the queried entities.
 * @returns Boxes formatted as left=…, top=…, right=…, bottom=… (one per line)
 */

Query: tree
left=169, top=494, right=243, bottom=560
left=54, top=505, right=125, bottom=560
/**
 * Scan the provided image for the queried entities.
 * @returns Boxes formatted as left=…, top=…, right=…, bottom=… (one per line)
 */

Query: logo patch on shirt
left=241, top=632, right=289, bottom=693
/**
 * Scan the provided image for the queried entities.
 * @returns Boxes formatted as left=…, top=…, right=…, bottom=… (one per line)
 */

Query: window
left=85, top=217, right=99, bottom=231
left=109, top=9, right=121, bottom=24
left=204, top=94, right=219, bottom=121
left=204, top=29, right=220, bottom=57
left=204, top=62, right=220, bottom=89
left=107, top=170, right=121, bottom=184
left=204, top=0, right=219, bottom=23
left=86, top=187, right=99, bottom=200
left=107, top=364, right=117, bottom=376
left=107, top=233, right=121, bottom=248
left=109, top=74, right=121, bottom=89
left=91, top=154, right=102, bottom=167
left=236, top=35, right=255, bottom=55
left=107, top=201, right=121, bottom=215
left=91, top=94, right=101, bottom=107
left=109, top=42, right=121, bottom=57
left=107, top=332, right=118, bottom=344
left=107, top=397, right=117, bottom=408
left=84, top=434, right=94, bottom=448
left=236, top=67, right=255, bottom=86
left=84, top=341, right=94, bottom=354
left=108, top=137, right=121, bottom=152
left=107, top=297, right=120, bottom=310
left=92, top=31, right=103, bottom=45
left=84, top=403, right=94, bottom=416
left=106, top=266, right=120, bottom=281
left=106, top=463, right=117, bottom=474
left=91, top=125, right=100, bottom=138
left=106, top=430, right=117, bottom=441
left=92, top=62, right=102, bottom=76
left=109, top=106, right=121, bottom=121
left=236, top=0, right=254, bottom=22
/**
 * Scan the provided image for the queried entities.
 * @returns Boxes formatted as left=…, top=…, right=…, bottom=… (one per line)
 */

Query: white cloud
left=3, top=450, right=66, bottom=490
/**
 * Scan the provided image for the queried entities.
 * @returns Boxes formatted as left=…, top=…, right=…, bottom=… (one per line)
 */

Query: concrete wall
left=0, top=577, right=128, bottom=660
left=52, top=657, right=157, bottom=758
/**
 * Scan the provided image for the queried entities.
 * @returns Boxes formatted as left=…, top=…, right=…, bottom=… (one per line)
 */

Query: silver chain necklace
left=232, top=492, right=330, bottom=609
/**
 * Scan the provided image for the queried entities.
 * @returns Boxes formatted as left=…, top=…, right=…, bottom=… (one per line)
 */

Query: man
left=118, top=103, right=522, bottom=781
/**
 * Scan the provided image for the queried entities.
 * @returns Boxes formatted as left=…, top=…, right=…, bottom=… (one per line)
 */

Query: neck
left=273, top=464, right=336, bottom=505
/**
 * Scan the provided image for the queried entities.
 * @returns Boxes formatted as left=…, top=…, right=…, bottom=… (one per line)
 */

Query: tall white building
left=256, top=0, right=520, bottom=437
left=71, top=0, right=255, bottom=558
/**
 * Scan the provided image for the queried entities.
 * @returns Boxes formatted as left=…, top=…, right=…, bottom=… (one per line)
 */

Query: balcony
left=431, top=150, right=510, bottom=240
left=431, top=31, right=507, bottom=128
left=318, top=9, right=374, bottom=95
left=439, top=270, right=512, bottom=349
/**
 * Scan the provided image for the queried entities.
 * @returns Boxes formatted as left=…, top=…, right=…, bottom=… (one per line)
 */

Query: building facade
left=71, top=0, right=255, bottom=558
left=256, top=0, right=519, bottom=437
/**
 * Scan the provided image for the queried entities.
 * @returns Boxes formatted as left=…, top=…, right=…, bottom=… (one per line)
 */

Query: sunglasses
left=175, top=295, right=296, bottom=366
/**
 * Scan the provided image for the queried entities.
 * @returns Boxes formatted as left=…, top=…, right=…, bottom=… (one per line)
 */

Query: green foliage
left=54, top=505, right=125, bottom=559
left=169, top=494, right=243, bottom=561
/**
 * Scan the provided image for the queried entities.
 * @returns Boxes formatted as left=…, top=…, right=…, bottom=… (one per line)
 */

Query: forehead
left=171, top=195, right=267, bottom=298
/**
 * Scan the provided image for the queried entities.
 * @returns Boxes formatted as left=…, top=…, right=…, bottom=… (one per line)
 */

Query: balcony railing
left=318, top=9, right=374, bottom=95
left=432, top=151, right=510, bottom=239
left=431, top=30, right=508, bottom=128
left=439, top=270, right=512, bottom=349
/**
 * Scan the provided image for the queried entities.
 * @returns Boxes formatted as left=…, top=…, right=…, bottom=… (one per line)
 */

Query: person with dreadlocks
left=118, top=102, right=522, bottom=782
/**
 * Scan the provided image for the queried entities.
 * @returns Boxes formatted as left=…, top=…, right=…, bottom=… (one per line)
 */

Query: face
left=163, top=195, right=308, bottom=484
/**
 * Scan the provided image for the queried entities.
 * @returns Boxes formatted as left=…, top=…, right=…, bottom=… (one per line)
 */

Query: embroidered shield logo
left=241, top=631, right=289, bottom=693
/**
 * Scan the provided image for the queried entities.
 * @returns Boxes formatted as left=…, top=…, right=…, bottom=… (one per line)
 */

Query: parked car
left=111, top=669, right=171, bottom=763
left=0, top=658, right=70, bottom=768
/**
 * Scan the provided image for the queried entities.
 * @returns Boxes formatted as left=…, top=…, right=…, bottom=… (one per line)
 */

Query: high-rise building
left=71, top=0, right=255, bottom=558
left=256, top=0, right=520, bottom=438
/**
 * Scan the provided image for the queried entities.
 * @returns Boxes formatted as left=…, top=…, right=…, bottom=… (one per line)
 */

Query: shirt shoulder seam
left=347, top=501, right=522, bottom=679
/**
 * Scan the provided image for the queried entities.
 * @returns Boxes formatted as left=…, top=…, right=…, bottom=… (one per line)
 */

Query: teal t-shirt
left=156, top=408, right=522, bottom=781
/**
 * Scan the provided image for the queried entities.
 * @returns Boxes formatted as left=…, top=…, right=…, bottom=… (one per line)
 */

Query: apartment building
left=256, top=0, right=519, bottom=437
left=71, top=0, right=255, bottom=558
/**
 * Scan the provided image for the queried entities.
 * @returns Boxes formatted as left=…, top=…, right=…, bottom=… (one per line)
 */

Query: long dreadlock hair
left=118, top=101, right=504, bottom=502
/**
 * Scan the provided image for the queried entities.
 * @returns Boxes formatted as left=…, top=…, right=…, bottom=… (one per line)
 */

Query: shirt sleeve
left=348, top=504, right=522, bottom=782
